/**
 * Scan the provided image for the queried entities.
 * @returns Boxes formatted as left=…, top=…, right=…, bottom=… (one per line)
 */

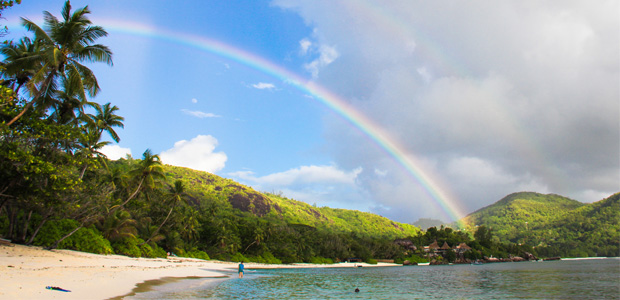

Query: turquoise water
left=126, top=259, right=620, bottom=299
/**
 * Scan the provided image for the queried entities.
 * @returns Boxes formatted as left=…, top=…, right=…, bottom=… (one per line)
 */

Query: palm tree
left=76, top=127, right=110, bottom=179
left=141, top=180, right=186, bottom=245
left=49, top=73, right=97, bottom=125
left=6, top=0, right=112, bottom=126
left=88, top=102, right=124, bottom=142
left=112, top=149, right=165, bottom=211
left=0, top=36, right=42, bottom=95
left=99, top=209, right=138, bottom=242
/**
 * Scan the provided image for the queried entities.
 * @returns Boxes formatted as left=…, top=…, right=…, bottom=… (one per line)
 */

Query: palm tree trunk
left=139, top=205, right=174, bottom=246
left=46, top=224, right=83, bottom=250
left=79, top=162, right=88, bottom=180
left=26, top=208, right=53, bottom=245
left=110, top=177, right=144, bottom=213
left=19, top=210, right=33, bottom=243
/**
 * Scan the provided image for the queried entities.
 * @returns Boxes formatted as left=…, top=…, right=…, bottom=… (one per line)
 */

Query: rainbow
left=6, top=16, right=467, bottom=223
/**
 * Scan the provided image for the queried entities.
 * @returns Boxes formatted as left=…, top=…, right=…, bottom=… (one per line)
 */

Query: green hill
left=528, top=193, right=619, bottom=257
left=163, top=165, right=419, bottom=239
left=460, top=192, right=585, bottom=240
left=459, top=192, right=619, bottom=257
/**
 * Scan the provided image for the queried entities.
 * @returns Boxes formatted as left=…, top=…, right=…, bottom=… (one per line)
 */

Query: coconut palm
left=140, top=180, right=187, bottom=245
left=6, top=0, right=112, bottom=126
left=49, top=73, right=97, bottom=125
left=0, top=36, right=42, bottom=95
left=88, top=102, right=124, bottom=142
left=112, top=149, right=165, bottom=211
left=76, top=127, right=110, bottom=179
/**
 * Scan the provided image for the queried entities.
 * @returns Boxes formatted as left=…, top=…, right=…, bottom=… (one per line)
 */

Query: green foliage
left=247, top=252, right=283, bottom=264
left=309, top=256, right=334, bottom=264
left=394, top=254, right=428, bottom=264
left=459, top=192, right=619, bottom=258
left=33, top=220, right=112, bottom=254
left=365, top=258, right=378, bottom=264
left=112, top=236, right=143, bottom=258
left=184, top=249, right=210, bottom=260
left=460, top=192, right=585, bottom=241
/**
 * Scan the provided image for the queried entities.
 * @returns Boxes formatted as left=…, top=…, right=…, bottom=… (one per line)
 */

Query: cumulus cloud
left=100, top=145, right=132, bottom=160
left=299, top=38, right=312, bottom=55
left=181, top=109, right=221, bottom=118
left=229, top=165, right=366, bottom=208
left=274, top=0, right=619, bottom=222
left=191, top=98, right=198, bottom=104
left=303, top=44, right=339, bottom=78
left=160, top=135, right=227, bottom=173
left=233, top=165, right=362, bottom=186
left=251, top=82, right=276, bottom=90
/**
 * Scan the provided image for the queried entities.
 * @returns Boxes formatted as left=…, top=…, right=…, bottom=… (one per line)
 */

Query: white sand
left=0, top=244, right=397, bottom=299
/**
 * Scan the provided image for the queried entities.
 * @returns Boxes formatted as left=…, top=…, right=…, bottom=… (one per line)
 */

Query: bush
left=247, top=252, right=282, bottom=264
left=33, top=219, right=78, bottom=248
left=394, top=254, right=428, bottom=264
left=230, top=252, right=248, bottom=263
left=33, top=220, right=113, bottom=254
left=309, top=256, right=334, bottom=264
left=185, top=249, right=210, bottom=260
left=112, top=236, right=142, bottom=257
left=62, top=226, right=113, bottom=254
left=366, top=258, right=378, bottom=264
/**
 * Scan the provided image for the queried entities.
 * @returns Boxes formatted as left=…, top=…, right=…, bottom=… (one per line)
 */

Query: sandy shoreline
left=1, top=244, right=397, bottom=299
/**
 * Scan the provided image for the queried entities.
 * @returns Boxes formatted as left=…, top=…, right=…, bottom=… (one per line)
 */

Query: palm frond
left=73, top=44, right=113, bottom=65
left=21, top=17, right=53, bottom=45
left=78, top=26, right=108, bottom=46
left=68, top=60, right=99, bottom=96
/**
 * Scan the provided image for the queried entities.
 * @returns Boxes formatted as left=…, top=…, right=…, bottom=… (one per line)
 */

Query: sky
left=3, top=0, right=619, bottom=223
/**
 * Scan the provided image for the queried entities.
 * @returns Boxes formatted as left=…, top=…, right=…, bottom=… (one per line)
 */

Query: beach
left=0, top=244, right=395, bottom=299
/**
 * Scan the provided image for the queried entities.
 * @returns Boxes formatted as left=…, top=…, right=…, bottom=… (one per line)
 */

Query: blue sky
left=3, top=1, right=619, bottom=223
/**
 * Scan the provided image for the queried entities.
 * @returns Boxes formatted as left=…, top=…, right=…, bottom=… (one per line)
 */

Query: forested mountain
left=459, top=192, right=619, bottom=257
left=163, top=164, right=420, bottom=239
left=460, top=192, right=585, bottom=239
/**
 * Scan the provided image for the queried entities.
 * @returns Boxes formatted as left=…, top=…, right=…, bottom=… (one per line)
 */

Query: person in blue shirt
left=238, top=262, right=245, bottom=278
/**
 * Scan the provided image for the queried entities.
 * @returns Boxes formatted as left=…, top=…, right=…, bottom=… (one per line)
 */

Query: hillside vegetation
left=459, top=192, right=619, bottom=257
left=164, top=164, right=419, bottom=239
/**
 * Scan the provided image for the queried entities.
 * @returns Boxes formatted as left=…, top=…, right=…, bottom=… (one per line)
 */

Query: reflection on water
left=124, top=259, right=620, bottom=299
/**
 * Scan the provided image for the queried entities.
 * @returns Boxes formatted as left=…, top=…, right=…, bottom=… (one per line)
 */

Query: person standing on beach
left=238, top=262, right=245, bottom=278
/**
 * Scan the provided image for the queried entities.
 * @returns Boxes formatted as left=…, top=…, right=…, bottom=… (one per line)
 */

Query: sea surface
left=124, top=258, right=620, bottom=299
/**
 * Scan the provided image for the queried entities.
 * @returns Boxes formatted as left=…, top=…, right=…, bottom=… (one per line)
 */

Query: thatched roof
left=428, top=240, right=440, bottom=249
left=441, top=241, right=451, bottom=250
left=456, top=243, right=472, bottom=250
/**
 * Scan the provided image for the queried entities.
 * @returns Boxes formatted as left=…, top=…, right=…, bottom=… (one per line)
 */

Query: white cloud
left=160, top=135, right=227, bottom=173
left=274, top=0, right=619, bottom=222
left=229, top=165, right=365, bottom=208
left=191, top=98, right=198, bottom=104
left=251, top=82, right=276, bottom=90
left=374, top=168, right=388, bottom=177
left=233, top=165, right=362, bottom=186
left=304, top=44, right=339, bottom=78
left=100, top=145, right=132, bottom=161
left=299, top=38, right=312, bottom=55
left=181, top=109, right=221, bottom=118
left=416, top=67, right=432, bottom=83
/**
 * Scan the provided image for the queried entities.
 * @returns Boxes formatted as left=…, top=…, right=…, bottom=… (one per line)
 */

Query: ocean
left=123, top=258, right=620, bottom=299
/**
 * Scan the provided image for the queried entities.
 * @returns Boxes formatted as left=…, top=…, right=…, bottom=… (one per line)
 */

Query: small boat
left=471, top=261, right=483, bottom=265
